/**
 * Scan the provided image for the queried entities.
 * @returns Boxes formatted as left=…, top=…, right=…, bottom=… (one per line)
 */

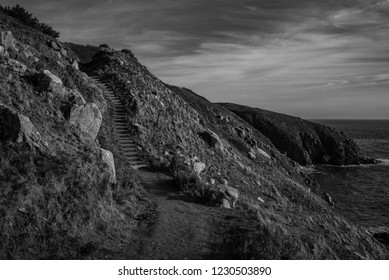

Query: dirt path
left=133, top=168, right=217, bottom=259
left=122, top=167, right=259, bottom=260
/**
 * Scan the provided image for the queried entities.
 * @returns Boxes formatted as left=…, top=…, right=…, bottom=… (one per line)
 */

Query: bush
left=0, top=4, right=59, bottom=38
left=175, top=171, right=213, bottom=204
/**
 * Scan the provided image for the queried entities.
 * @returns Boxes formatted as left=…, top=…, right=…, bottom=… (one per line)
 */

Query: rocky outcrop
left=99, top=148, right=117, bottom=184
left=198, top=130, right=223, bottom=150
left=220, top=103, right=376, bottom=166
left=209, top=183, right=239, bottom=209
left=0, top=104, right=50, bottom=153
left=69, top=103, right=102, bottom=140
left=0, top=31, right=18, bottom=54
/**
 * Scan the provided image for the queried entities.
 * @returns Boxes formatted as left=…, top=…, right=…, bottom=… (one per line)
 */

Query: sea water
left=309, top=120, right=389, bottom=228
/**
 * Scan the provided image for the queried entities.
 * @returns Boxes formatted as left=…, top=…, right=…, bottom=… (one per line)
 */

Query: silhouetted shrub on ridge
left=0, top=4, right=59, bottom=38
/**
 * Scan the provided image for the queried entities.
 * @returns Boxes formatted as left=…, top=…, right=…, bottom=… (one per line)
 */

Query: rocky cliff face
left=220, top=103, right=376, bottom=166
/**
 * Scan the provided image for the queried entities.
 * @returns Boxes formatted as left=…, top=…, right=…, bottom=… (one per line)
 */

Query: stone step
left=131, top=164, right=147, bottom=169
left=119, top=141, right=137, bottom=145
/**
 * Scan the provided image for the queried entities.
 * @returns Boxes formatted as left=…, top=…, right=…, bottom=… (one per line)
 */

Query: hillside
left=219, top=103, right=376, bottom=166
left=1, top=6, right=388, bottom=259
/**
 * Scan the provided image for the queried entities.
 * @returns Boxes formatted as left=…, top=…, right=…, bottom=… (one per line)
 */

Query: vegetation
left=64, top=43, right=99, bottom=64
left=0, top=4, right=59, bottom=38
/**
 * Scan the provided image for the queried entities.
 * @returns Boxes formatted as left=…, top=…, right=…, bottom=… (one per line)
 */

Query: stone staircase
left=90, top=76, right=147, bottom=169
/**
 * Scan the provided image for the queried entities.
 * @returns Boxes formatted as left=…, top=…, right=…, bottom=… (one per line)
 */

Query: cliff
left=219, top=103, right=376, bottom=166
left=1, top=6, right=387, bottom=259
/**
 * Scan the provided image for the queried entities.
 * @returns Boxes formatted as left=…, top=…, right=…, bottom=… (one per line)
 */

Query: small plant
left=0, top=4, right=59, bottom=38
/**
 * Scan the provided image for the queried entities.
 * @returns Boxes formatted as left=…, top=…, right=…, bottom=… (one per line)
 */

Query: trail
left=90, top=75, right=256, bottom=259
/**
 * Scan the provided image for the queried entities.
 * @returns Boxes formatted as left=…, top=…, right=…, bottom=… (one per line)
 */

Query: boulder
left=184, top=156, right=206, bottom=176
left=72, top=60, right=79, bottom=70
left=99, top=148, right=117, bottom=184
left=257, top=148, right=271, bottom=160
left=69, top=103, right=102, bottom=140
left=198, top=130, right=223, bottom=149
left=37, top=70, right=69, bottom=98
left=0, top=31, right=19, bottom=53
left=210, top=184, right=239, bottom=209
left=0, top=104, right=50, bottom=153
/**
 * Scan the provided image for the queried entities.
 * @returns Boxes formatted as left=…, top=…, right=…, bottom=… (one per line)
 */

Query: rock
left=0, top=31, right=19, bottom=53
left=209, top=178, right=216, bottom=185
left=210, top=184, right=239, bottom=208
left=69, top=89, right=86, bottom=105
left=257, top=148, right=271, bottom=160
left=324, top=192, right=335, bottom=207
left=0, top=104, right=49, bottom=153
left=248, top=150, right=256, bottom=160
left=193, top=161, right=206, bottom=175
left=184, top=156, right=206, bottom=175
left=72, top=60, right=79, bottom=70
left=50, top=41, right=60, bottom=51
left=59, top=48, right=67, bottom=57
left=7, top=59, right=27, bottom=73
left=37, top=70, right=69, bottom=98
left=198, top=130, right=223, bottom=149
left=99, top=148, right=117, bottom=184
left=218, top=178, right=228, bottom=185
left=38, top=70, right=62, bottom=88
left=69, top=103, right=102, bottom=140
left=0, top=45, right=5, bottom=54
left=257, top=196, right=265, bottom=203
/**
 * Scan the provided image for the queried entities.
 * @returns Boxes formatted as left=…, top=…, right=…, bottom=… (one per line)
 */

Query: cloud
left=2, top=0, right=388, bottom=118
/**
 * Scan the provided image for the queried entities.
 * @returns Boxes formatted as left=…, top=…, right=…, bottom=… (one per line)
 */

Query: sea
left=308, top=120, right=389, bottom=229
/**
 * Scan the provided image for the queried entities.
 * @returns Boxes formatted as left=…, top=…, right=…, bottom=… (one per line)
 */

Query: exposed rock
left=248, top=149, right=256, bottom=160
left=221, top=103, right=377, bottom=166
left=38, top=69, right=62, bottom=88
left=37, top=70, right=69, bottom=99
left=99, top=148, right=117, bottom=184
left=257, top=148, right=271, bottom=160
left=0, top=31, right=18, bottom=53
left=72, top=60, right=79, bottom=70
left=184, top=156, right=206, bottom=176
left=324, top=192, right=335, bottom=207
left=198, top=130, right=223, bottom=149
left=210, top=184, right=239, bottom=209
left=69, top=103, right=102, bottom=140
left=7, top=59, right=27, bottom=73
left=0, top=104, right=50, bottom=153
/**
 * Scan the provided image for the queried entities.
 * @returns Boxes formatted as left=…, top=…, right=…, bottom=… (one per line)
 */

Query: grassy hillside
left=0, top=8, right=151, bottom=259
left=1, top=5, right=388, bottom=259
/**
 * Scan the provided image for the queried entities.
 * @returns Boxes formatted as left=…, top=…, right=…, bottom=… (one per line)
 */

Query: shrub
left=0, top=4, right=59, bottom=38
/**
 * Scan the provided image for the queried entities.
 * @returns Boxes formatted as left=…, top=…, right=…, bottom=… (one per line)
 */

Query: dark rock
left=210, top=184, right=239, bottom=209
left=220, top=103, right=376, bottom=166
left=0, top=104, right=50, bottom=153
left=198, top=130, right=223, bottom=149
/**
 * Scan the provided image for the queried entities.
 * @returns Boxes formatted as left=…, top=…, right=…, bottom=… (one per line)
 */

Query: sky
left=2, top=0, right=389, bottom=119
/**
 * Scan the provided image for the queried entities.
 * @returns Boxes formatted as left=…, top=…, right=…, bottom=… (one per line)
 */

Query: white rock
left=99, top=148, right=117, bottom=184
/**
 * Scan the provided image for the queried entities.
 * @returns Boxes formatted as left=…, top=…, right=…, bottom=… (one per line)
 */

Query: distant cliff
left=220, top=103, right=376, bottom=166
